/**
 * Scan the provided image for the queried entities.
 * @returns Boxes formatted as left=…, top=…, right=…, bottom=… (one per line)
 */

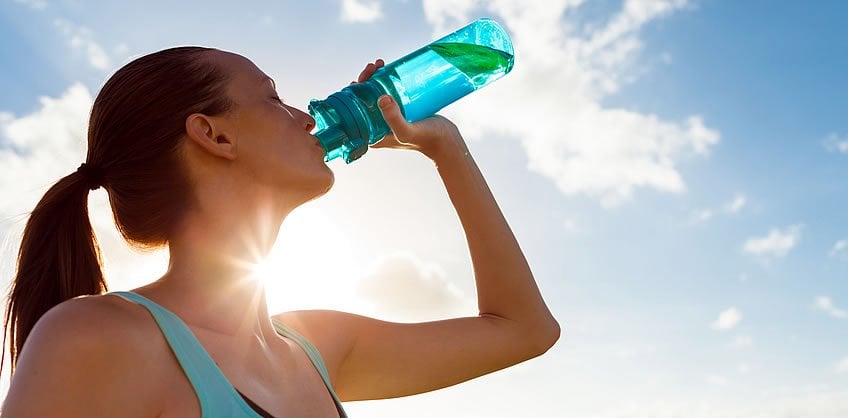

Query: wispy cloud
left=691, top=193, right=747, bottom=223
left=712, top=307, right=742, bottom=330
left=14, top=0, right=47, bottom=10
left=743, top=224, right=802, bottom=258
left=724, top=194, right=747, bottom=213
left=422, top=0, right=719, bottom=207
left=340, top=0, right=383, bottom=23
left=823, top=132, right=848, bottom=154
left=692, top=208, right=714, bottom=222
left=53, top=18, right=112, bottom=71
left=815, top=296, right=847, bottom=319
left=829, top=240, right=847, bottom=257
left=356, top=253, right=469, bottom=321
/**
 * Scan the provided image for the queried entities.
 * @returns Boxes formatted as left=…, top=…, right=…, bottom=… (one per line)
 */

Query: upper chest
left=147, top=323, right=341, bottom=418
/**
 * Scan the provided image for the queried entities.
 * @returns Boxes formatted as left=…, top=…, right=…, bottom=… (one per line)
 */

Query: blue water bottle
left=309, top=17, right=515, bottom=163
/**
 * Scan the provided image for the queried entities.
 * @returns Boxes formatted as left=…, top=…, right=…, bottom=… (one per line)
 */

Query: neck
left=142, top=194, right=293, bottom=343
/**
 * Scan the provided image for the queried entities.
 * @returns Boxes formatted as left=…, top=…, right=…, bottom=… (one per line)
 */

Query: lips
left=312, top=137, right=326, bottom=158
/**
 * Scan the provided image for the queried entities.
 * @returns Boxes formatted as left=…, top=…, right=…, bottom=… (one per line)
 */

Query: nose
left=291, top=106, right=316, bottom=132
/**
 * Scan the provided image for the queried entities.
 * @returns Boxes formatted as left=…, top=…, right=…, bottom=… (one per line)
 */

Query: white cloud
left=0, top=83, right=91, bottom=219
left=711, top=307, right=741, bottom=330
left=53, top=18, right=112, bottom=71
left=742, top=224, right=802, bottom=258
left=736, top=363, right=751, bottom=374
left=837, top=357, right=848, bottom=373
left=340, top=0, right=383, bottom=23
left=723, top=194, right=746, bottom=213
left=422, top=0, right=719, bottom=207
left=14, top=0, right=47, bottom=10
left=823, top=132, right=848, bottom=154
left=815, top=296, right=848, bottom=319
left=829, top=240, right=847, bottom=257
left=356, top=253, right=469, bottom=321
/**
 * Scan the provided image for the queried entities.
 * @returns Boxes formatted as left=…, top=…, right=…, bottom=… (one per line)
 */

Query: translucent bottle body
left=309, top=17, right=515, bottom=163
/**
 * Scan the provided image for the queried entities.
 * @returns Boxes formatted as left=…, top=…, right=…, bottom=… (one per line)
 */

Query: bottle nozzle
left=314, top=124, right=347, bottom=162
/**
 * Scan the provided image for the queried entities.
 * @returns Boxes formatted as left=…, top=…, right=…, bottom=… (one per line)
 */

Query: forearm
left=427, top=142, right=560, bottom=340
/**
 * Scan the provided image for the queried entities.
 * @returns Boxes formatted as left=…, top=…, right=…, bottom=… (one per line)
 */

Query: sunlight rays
left=251, top=207, right=367, bottom=314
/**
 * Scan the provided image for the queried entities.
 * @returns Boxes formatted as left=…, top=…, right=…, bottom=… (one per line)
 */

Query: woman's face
left=210, top=50, right=333, bottom=203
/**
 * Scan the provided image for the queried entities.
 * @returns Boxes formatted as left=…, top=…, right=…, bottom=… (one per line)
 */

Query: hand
left=352, top=59, right=468, bottom=160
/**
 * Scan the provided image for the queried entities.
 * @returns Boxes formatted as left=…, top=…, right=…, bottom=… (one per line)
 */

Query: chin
left=317, top=171, right=335, bottom=195
left=304, top=170, right=335, bottom=202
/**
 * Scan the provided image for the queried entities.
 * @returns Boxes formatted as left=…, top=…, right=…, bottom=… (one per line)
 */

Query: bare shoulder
left=30, top=293, right=157, bottom=355
left=1, top=294, right=165, bottom=418
left=49, top=293, right=142, bottom=333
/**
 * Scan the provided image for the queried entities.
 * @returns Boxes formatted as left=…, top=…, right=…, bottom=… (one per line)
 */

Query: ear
left=185, top=113, right=237, bottom=161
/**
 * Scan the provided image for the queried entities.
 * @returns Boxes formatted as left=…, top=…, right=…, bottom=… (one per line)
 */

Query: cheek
left=240, top=107, right=319, bottom=167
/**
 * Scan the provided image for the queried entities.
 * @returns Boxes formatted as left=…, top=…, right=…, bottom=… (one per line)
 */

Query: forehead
left=212, top=50, right=273, bottom=89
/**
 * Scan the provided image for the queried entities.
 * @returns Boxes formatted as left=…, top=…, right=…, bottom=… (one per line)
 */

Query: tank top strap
left=106, top=291, right=262, bottom=418
left=271, top=318, right=348, bottom=418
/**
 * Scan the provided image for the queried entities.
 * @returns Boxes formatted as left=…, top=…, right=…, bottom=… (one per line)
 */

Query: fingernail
left=378, top=95, right=392, bottom=107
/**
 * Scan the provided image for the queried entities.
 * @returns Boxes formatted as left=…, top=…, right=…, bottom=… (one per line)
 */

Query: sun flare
left=251, top=208, right=366, bottom=314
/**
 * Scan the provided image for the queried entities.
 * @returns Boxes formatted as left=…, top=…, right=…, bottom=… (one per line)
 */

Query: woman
left=1, top=46, right=559, bottom=417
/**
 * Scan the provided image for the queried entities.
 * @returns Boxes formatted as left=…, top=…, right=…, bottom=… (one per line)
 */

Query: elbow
left=525, top=317, right=562, bottom=358
left=539, top=318, right=562, bottom=353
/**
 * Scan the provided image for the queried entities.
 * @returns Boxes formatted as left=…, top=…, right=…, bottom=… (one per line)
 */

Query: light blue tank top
left=107, top=291, right=348, bottom=418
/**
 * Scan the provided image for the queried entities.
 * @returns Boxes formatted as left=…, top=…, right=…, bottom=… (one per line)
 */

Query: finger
left=357, top=63, right=376, bottom=83
left=377, top=95, right=413, bottom=140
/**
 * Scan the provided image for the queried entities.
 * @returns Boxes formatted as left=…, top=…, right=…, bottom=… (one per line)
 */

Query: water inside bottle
left=373, top=42, right=514, bottom=121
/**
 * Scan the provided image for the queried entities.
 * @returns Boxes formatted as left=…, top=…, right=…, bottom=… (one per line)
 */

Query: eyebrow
left=260, top=76, right=287, bottom=103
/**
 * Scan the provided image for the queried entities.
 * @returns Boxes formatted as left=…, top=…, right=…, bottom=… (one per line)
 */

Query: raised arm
left=272, top=60, right=560, bottom=402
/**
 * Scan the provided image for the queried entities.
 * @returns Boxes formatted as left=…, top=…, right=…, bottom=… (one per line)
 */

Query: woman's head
left=2, top=46, right=330, bottom=375
left=178, top=50, right=331, bottom=212
left=94, top=47, right=331, bottom=247
left=89, top=46, right=235, bottom=248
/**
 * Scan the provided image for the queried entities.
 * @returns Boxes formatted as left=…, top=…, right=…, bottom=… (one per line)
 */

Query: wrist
left=423, top=140, right=469, bottom=163
left=421, top=127, right=469, bottom=163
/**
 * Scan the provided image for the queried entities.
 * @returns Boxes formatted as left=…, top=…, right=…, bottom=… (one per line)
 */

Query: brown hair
left=2, top=46, right=235, bottom=376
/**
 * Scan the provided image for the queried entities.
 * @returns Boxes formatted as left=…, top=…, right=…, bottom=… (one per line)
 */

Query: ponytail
left=1, top=45, right=233, bottom=380
left=2, top=167, right=107, bottom=375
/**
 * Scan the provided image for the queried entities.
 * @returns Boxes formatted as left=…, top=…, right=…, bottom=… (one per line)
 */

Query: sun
left=251, top=207, right=366, bottom=314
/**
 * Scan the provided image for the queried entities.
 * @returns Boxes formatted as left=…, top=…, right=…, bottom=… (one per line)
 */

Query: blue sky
left=2, top=0, right=847, bottom=416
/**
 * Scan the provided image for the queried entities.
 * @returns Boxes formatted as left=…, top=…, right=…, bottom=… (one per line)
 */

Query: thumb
left=378, top=95, right=413, bottom=140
